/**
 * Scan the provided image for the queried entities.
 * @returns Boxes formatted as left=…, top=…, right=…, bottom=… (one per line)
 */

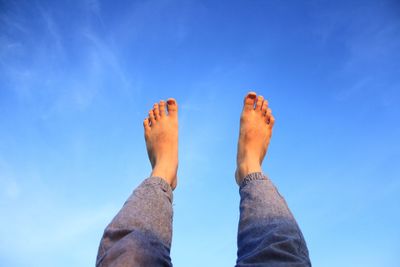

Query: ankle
left=151, top=163, right=177, bottom=187
left=237, top=161, right=262, bottom=182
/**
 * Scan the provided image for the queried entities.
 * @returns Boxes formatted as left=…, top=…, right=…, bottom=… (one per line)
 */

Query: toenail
left=248, top=94, right=256, bottom=99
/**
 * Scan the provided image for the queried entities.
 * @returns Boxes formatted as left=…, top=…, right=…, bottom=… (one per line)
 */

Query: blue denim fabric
left=236, top=172, right=311, bottom=267
left=96, top=177, right=173, bottom=267
left=96, top=173, right=311, bottom=266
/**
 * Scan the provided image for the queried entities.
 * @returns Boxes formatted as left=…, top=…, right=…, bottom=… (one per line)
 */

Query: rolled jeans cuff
left=239, top=172, right=268, bottom=188
left=146, top=176, right=173, bottom=203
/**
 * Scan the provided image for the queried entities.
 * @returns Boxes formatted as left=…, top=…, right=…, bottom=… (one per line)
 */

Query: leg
left=96, top=99, right=179, bottom=267
left=235, top=92, right=311, bottom=266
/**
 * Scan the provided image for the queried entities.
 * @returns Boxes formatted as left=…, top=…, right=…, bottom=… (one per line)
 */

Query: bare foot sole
left=143, top=98, right=179, bottom=190
left=235, top=91, right=275, bottom=185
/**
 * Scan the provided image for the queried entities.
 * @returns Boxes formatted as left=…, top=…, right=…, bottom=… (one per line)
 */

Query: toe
left=167, top=98, right=178, bottom=116
left=255, top=95, right=264, bottom=111
left=243, top=91, right=257, bottom=110
left=143, top=118, right=151, bottom=135
left=159, top=100, right=166, bottom=116
left=149, top=110, right=156, bottom=124
left=265, top=108, right=272, bottom=124
left=261, top=99, right=268, bottom=115
left=269, top=114, right=275, bottom=128
left=153, top=103, right=160, bottom=120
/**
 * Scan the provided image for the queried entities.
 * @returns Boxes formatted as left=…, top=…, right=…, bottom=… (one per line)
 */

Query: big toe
left=167, top=98, right=178, bottom=116
left=243, top=91, right=257, bottom=110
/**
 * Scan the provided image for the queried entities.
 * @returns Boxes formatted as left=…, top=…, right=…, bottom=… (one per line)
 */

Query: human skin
left=235, top=91, right=275, bottom=184
left=143, top=98, right=179, bottom=189
left=143, top=91, right=274, bottom=189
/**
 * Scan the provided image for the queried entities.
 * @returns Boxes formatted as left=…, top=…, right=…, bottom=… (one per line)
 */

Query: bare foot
left=235, top=92, right=275, bottom=185
left=143, top=98, right=179, bottom=190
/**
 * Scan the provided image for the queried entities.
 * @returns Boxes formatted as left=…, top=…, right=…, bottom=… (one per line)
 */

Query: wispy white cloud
left=38, top=5, right=64, bottom=56
left=0, top=0, right=138, bottom=120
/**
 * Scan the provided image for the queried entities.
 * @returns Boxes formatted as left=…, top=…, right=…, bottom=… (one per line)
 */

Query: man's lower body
left=96, top=92, right=311, bottom=266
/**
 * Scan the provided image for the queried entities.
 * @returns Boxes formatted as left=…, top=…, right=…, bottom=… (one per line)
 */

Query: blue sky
left=1, top=0, right=400, bottom=266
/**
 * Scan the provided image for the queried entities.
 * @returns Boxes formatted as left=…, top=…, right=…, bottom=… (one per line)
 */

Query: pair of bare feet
left=143, top=92, right=275, bottom=190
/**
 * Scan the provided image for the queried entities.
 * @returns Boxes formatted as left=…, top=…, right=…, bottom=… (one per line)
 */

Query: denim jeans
left=96, top=172, right=311, bottom=266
